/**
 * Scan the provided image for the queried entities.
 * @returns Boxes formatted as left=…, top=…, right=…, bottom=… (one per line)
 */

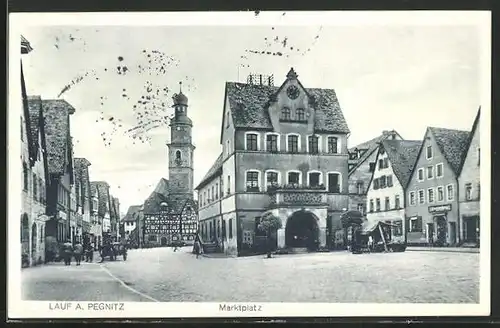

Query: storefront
left=427, top=204, right=456, bottom=246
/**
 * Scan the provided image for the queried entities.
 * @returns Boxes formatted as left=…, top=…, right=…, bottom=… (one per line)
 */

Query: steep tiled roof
left=123, top=205, right=142, bottom=222
left=21, top=35, right=33, bottom=54
left=143, top=178, right=170, bottom=214
left=348, top=130, right=402, bottom=175
left=195, top=153, right=223, bottom=190
left=153, top=178, right=170, bottom=198
left=429, top=127, right=470, bottom=176
left=92, top=181, right=110, bottom=217
left=224, top=81, right=350, bottom=134
left=27, top=96, right=42, bottom=159
left=42, top=99, right=76, bottom=175
left=382, top=140, right=422, bottom=187
left=459, top=107, right=481, bottom=175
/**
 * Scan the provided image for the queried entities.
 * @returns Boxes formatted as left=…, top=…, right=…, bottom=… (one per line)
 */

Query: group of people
left=61, top=239, right=96, bottom=266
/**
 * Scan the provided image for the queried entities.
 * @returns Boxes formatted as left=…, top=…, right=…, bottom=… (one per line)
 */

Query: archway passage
left=285, top=211, right=319, bottom=250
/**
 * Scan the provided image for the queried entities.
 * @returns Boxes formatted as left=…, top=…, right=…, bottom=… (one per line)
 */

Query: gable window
left=308, top=135, right=319, bottom=154
left=378, top=159, right=384, bottom=170
left=245, top=171, right=260, bottom=192
left=409, top=191, right=416, bottom=206
left=328, top=137, right=338, bottom=154
left=369, top=199, right=374, bottom=213
left=287, top=171, right=301, bottom=185
left=465, top=183, right=472, bottom=200
left=427, top=166, right=434, bottom=179
left=245, top=133, right=258, bottom=151
left=418, top=190, right=425, bottom=204
left=356, top=182, right=364, bottom=194
left=437, top=186, right=444, bottom=202
left=227, top=176, right=231, bottom=194
left=427, top=188, right=435, bottom=203
left=380, top=175, right=387, bottom=188
left=287, top=134, right=299, bottom=153
left=373, top=178, right=379, bottom=190
left=369, top=162, right=375, bottom=172
left=327, top=172, right=341, bottom=193
left=395, top=195, right=401, bottom=209
left=308, top=172, right=321, bottom=187
left=23, top=162, right=28, bottom=191
left=447, top=184, right=454, bottom=201
left=426, top=145, right=433, bottom=159
left=266, top=134, right=279, bottom=152
left=281, top=107, right=291, bottom=120
left=296, top=108, right=306, bottom=121
left=436, top=163, right=443, bottom=178
left=383, top=158, right=389, bottom=169
left=266, top=171, right=279, bottom=189
left=417, top=168, right=424, bottom=181
left=387, top=175, right=393, bottom=187
left=384, top=197, right=390, bottom=211
left=176, top=150, right=182, bottom=161
left=375, top=198, right=381, bottom=212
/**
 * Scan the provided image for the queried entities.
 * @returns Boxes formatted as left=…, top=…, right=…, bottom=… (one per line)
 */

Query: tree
left=258, top=213, right=282, bottom=258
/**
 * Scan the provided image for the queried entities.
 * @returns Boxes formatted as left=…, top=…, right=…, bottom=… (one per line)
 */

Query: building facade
left=20, top=36, right=50, bottom=267
left=43, top=98, right=77, bottom=260
left=458, top=109, right=481, bottom=246
left=366, top=140, right=421, bottom=238
left=89, top=183, right=103, bottom=248
left=122, top=205, right=141, bottom=237
left=196, top=68, right=351, bottom=256
left=74, top=158, right=92, bottom=244
left=92, top=181, right=112, bottom=235
left=142, top=87, right=198, bottom=247
left=405, top=127, right=470, bottom=246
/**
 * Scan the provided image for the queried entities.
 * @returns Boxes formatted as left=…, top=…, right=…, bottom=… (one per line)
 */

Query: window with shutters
left=376, top=198, right=381, bottom=212
left=395, top=195, right=401, bottom=209
left=409, top=191, right=416, bottom=206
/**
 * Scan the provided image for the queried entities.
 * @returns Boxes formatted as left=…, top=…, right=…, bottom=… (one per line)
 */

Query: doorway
left=435, top=216, right=447, bottom=246
left=427, top=223, right=434, bottom=245
left=464, top=216, right=479, bottom=243
left=449, top=222, right=457, bottom=245
left=160, top=236, right=168, bottom=246
left=285, top=211, right=319, bottom=250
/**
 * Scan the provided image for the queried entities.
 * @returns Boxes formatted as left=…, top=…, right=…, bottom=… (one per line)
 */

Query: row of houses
left=193, top=68, right=481, bottom=257
left=20, top=36, right=121, bottom=267
left=363, top=110, right=480, bottom=246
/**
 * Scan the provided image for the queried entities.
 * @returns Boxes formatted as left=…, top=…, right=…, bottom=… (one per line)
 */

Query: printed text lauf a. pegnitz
left=48, top=302, right=125, bottom=311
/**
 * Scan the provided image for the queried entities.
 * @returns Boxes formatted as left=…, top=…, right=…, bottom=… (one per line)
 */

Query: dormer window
left=296, top=108, right=305, bottom=121
left=281, top=107, right=291, bottom=120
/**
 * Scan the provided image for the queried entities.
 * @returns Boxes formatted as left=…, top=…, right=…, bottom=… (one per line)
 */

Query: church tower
left=167, top=82, right=195, bottom=201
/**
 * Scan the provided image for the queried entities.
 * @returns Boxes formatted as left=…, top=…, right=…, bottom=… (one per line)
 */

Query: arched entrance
left=285, top=211, right=319, bottom=250
left=160, top=236, right=168, bottom=246
left=31, top=223, right=37, bottom=264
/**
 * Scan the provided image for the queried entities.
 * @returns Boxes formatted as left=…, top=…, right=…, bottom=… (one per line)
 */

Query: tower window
left=176, top=150, right=182, bottom=161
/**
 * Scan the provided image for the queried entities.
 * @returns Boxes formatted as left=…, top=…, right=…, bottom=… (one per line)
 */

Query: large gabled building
left=405, top=127, right=470, bottom=246
left=196, top=68, right=351, bottom=256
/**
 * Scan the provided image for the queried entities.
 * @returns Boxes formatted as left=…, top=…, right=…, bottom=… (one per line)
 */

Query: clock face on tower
left=286, top=85, right=300, bottom=100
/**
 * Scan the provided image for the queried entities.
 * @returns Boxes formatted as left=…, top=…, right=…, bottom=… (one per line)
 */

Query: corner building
left=196, top=69, right=350, bottom=256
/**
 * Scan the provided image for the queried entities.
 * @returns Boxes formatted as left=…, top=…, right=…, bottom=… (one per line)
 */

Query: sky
left=19, top=12, right=485, bottom=216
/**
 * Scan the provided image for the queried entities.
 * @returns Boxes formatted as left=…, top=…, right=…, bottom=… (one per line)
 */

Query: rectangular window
left=418, top=168, right=424, bottom=181
left=328, top=137, right=338, bottom=154
left=308, top=136, right=319, bottom=154
left=266, top=171, right=279, bottom=189
left=296, top=108, right=305, bottom=120
left=373, top=178, right=379, bottom=190
left=409, top=191, right=416, bottom=206
left=436, top=163, right=443, bottom=178
left=288, top=135, right=299, bottom=153
left=427, top=166, right=434, bottom=179
left=356, top=182, right=364, bottom=194
left=437, top=186, right=444, bottom=202
left=266, top=134, right=278, bottom=152
left=393, top=220, right=403, bottom=236
left=327, top=173, right=340, bottom=193
left=384, top=197, right=390, bottom=211
left=418, top=190, right=425, bottom=204
left=281, top=107, right=291, bottom=120
left=229, top=219, right=233, bottom=239
left=33, top=173, right=38, bottom=200
left=369, top=199, right=374, bottom=213
left=227, top=176, right=231, bottom=194
left=308, top=172, right=321, bottom=187
left=369, top=162, right=375, bottom=172
left=378, top=159, right=384, bottom=170
left=427, top=188, right=435, bottom=203
left=288, top=172, right=300, bottom=185
left=246, top=172, right=259, bottom=192
left=376, top=198, right=381, bottom=212
left=246, top=133, right=258, bottom=151
left=465, top=183, right=472, bottom=200
left=387, top=175, right=393, bottom=187
left=426, top=145, right=433, bottom=159
left=447, top=184, right=454, bottom=201
left=215, top=183, right=219, bottom=200
left=383, top=158, right=389, bottom=168
left=395, top=195, right=400, bottom=209
left=380, top=175, right=387, bottom=188
left=409, top=217, right=423, bottom=232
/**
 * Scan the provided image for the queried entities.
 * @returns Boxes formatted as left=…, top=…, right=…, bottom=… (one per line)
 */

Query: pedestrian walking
left=63, top=241, right=73, bottom=266
left=194, top=239, right=201, bottom=259
left=368, top=235, right=374, bottom=253
left=85, top=243, right=94, bottom=262
left=74, top=242, right=83, bottom=266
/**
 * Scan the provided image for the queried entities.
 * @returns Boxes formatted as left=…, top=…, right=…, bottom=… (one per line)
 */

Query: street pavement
left=22, top=247, right=480, bottom=303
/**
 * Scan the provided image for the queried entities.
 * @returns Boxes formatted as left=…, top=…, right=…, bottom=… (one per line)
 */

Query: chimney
left=382, top=130, right=390, bottom=136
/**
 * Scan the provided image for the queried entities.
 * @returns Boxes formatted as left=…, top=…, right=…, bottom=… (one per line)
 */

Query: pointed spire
left=286, top=67, right=298, bottom=80
left=179, top=81, right=183, bottom=94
